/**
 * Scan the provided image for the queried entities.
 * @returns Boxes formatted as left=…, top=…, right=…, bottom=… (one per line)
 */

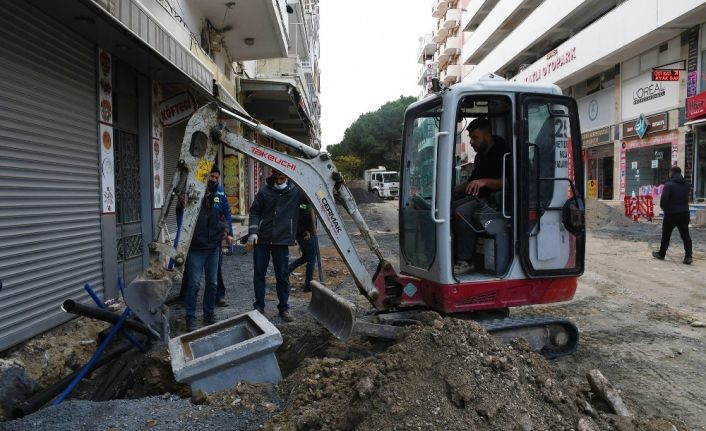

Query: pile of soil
left=264, top=318, right=678, bottom=431
left=585, top=199, right=633, bottom=230
left=348, top=187, right=384, bottom=205
left=4, top=317, right=108, bottom=389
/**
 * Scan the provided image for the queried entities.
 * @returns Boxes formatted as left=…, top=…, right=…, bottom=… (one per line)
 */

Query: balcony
left=463, top=0, right=542, bottom=65
left=443, top=36, right=462, bottom=56
left=463, top=0, right=500, bottom=32
left=198, top=0, right=289, bottom=61
left=443, top=8, right=462, bottom=29
left=432, top=25, right=449, bottom=44
left=432, top=0, right=450, bottom=19
left=441, top=64, right=461, bottom=84
left=417, top=33, right=437, bottom=64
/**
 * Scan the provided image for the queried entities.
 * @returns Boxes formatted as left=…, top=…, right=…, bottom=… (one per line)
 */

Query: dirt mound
left=265, top=318, right=679, bottom=431
left=348, top=187, right=384, bottom=205
left=585, top=199, right=633, bottom=229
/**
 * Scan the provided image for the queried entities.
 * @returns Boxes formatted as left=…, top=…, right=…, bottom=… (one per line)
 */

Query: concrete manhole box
left=169, top=310, right=282, bottom=393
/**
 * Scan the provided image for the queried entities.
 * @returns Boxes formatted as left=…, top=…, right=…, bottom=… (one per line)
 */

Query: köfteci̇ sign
left=159, top=92, right=196, bottom=126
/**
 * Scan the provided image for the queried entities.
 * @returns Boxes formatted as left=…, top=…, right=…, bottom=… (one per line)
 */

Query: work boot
left=216, top=298, right=228, bottom=307
left=652, top=251, right=665, bottom=260
left=185, top=318, right=197, bottom=332
left=279, top=310, right=294, bottom=322
left=302, top=284, right=312, bottom=293
left=203, top=314, right=216, bottom=326
left=684, top=256, right=693, bottom=265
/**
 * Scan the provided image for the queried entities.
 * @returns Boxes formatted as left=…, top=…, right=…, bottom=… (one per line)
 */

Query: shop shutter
left=0, top=2, right=101, bottom=350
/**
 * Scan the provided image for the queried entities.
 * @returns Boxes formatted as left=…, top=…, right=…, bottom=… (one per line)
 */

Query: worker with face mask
left=182, top=165, right=233, bottom=332
left=247, top=169, right=302, bottom=322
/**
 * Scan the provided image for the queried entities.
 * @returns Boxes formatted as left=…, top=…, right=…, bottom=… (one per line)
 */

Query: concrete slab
left=168, top=310, right=282, bottom=393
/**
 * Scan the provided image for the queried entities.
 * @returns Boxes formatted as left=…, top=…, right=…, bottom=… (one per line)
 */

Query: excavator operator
left=451, top=117, right=509, bottom=274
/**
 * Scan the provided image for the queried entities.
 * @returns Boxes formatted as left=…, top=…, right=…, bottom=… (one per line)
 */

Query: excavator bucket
left=123, top=276, right=172, bottom=340
left=308, top=281, right=356, bottom=341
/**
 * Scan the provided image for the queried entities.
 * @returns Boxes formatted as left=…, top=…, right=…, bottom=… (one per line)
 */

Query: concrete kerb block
left=168, top=310, right=283, bottom=393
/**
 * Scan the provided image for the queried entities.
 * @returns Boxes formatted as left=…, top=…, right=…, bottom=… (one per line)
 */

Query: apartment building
left=420, top=0, right=706, bottom=203
left=0, top=0, right=320, bottom=350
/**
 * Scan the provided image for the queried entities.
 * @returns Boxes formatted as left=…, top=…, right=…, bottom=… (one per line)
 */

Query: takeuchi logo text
left=524, top=47, right=577, bottom=83
left=251, top=147, right=297, bottom=171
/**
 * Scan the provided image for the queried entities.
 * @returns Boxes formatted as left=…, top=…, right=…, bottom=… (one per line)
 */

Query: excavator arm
left=125, top=103, right=391, bottom=340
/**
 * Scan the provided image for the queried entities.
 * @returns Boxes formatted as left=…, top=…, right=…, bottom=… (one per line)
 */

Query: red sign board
left=651, top=70, right=679, bottom=81
left=687, top=91, right=706, bottom=121
left=158, top=92, right=196, bottom=126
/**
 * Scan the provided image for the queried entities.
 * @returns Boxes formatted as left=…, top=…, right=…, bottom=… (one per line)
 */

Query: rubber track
left=479, top=315, right=579, bottom=360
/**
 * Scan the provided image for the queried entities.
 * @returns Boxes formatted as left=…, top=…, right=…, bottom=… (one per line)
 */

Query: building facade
left=0, top=0, right=320, bottom=350
left=421, top=0, right=706, bottom=202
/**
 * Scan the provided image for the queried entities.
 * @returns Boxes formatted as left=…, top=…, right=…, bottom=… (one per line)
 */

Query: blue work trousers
left=253, top=244, right=290, bottom=312
left=184, top=247, right=219, bottom=320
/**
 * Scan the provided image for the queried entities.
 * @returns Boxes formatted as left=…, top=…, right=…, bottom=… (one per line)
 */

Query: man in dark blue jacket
left=653, top=166, right=693, bottom=264
left=248, top=170, right=301, bottom=322
left=184, top=167, right=232, bottom=331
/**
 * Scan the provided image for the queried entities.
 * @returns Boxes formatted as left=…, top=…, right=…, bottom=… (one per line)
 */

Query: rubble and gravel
left=1, top=193, right=704, bottom=430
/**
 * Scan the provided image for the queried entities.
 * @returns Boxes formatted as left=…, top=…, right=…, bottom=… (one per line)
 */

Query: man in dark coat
left=247, top=170, right=302, bottom=322
left=653, top=165, right=693, bottom=264
left=184, top=166, right=232, bottom=331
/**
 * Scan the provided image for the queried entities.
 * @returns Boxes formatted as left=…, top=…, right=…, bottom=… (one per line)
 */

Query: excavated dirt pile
left=264, top=317, right=681, bottom=431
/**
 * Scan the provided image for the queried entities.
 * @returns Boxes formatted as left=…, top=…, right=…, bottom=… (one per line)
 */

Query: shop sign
left=581, top=126, right=611, bottom=148
left=578, top=87, right=614, bottom=130
left=621, top=71, right=679, bottom=119
left=622, top=112, right=668, bottom=139
left=524, top=46, right=577, bottom=83
left=586, top=143, right=613, bottom=159
left=159, top=92, right=196, bottom=126
left=686, top=91, right=706, bottom=121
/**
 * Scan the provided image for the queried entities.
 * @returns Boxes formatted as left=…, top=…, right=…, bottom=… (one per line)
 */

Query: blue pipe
left=52, top=308, right=130, bottom=405
left=83, top=283, right=145, bottom=353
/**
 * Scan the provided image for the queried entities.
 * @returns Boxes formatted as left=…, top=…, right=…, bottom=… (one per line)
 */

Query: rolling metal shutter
left=0, top=1, right=101, bottom=350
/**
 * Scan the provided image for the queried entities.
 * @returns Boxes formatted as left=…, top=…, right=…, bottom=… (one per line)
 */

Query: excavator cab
left=398, top=78, right=585, bottom=314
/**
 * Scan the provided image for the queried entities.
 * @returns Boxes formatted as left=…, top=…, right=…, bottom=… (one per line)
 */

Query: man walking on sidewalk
left=652, top=165, right=693, bottom=265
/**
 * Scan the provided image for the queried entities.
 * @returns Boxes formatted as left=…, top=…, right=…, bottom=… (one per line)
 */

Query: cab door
left=399, top=97, right=446, bottom=281
left=517, top=95, right=585, bottom=277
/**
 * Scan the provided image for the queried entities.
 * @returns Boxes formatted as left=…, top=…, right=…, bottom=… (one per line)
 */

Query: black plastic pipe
left=11, top=342, right=133, bottom=418
left=61, top=300, right=158, bottom=339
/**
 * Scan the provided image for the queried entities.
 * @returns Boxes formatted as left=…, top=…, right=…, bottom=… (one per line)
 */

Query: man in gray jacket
left=247, top=170, right=301, bottom=321
left=653, top=165, right=693, bottom=264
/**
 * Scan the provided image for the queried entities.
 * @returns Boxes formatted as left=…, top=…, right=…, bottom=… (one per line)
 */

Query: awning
left=240, top=78, right=314, bottom=146
left=684, top=117, right=706, bottom=127
left=28, top=0, right=214, bottom=95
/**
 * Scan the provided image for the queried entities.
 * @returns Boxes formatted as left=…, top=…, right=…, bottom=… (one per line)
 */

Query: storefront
left=578, top=87, right=616, bottom=200
left=686, top=90, right=706, bottom=200
left=582, top=127, right=614, bottom=200
left=619, top=113, right=675, bottom=199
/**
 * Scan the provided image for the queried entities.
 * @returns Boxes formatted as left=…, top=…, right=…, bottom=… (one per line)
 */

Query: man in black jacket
left=247, top=170, right=301, bottom=322
left=183, top=167, right=231, bottom=331
left=653, top=166, right=693, bottom=264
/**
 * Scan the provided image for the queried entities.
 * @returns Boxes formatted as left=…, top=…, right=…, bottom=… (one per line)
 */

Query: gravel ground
left=4, top=195, right=704, bottom=430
